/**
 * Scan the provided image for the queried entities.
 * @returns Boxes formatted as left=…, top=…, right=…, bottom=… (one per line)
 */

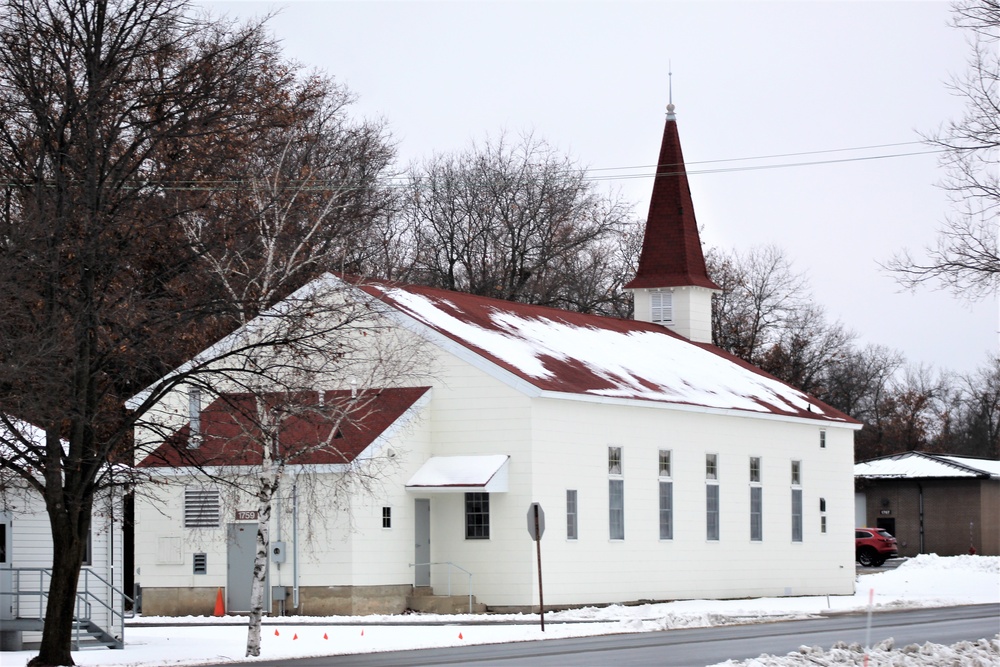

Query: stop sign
left=526, top=502, right=545, bottom=541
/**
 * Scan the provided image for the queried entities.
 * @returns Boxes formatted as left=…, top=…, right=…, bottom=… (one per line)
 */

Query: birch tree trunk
left=245, top=411, right=281, bottom=657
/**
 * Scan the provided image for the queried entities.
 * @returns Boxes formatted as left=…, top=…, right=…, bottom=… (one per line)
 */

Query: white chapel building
left=131, top=103, right=861, bottom=616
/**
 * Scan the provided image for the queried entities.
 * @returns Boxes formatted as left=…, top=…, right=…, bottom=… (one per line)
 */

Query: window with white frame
left=382, top=506, right=392, bottom=529
left=651, top=291, right=673, bottom=324
left=706, top=453, right=718, bottom=480
left=749, top=456, right=762, bottom=542
left=659, top=450, right=671, bottom=477
left=465, top=493, right=489, bottom=539
left=791, top=489, right=803, bottom=542
left=791, top=460, right=803, bottom=542
left=819, top=497, right=827, bottom=534
left=608, top=446, right=622, bottom=475
left=609, top=446, right=624, bottom=539
left=566, top=490, right=578, bottom=540
left=819, top=429, right=827, bottom=449
left=706, top=453, right=719, bottom=541
left=659, top=481, right=673, bottom=540
left=659, top=450, right=673, bottom=540
left=184, top=488, right=220, bottom=528
left=609, top=480, right=624, bottom=540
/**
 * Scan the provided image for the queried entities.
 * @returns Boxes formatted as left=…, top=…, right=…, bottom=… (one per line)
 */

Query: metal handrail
left=408, top=561, right=474, bottom=613
left=0, top=567, right=132, bottom=649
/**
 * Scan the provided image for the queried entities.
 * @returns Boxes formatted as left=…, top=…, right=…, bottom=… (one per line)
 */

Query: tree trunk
left=245, top=433, right=279, bottom=658
left=29, top=493, right=91, bottom=667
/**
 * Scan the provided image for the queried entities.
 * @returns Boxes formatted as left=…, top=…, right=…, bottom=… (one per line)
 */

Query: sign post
left=526, top=502, right=545, bottom=631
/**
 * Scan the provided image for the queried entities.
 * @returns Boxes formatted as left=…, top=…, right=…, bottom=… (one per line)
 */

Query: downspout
left=917, top=482, right=925, bottom=554
left=292, top=481, right=299, bottom=610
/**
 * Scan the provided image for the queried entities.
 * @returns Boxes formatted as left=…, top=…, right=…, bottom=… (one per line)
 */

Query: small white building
left=0, top=420, right=127, bottom=650
left=132, top=104, right=862, bottom=616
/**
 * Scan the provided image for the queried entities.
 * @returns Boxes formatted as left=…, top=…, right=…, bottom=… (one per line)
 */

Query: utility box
left=271, top=541, right=286, bottom=564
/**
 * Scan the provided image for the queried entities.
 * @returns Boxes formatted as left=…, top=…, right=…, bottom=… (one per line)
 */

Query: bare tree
left=169, top=115, right=417, bottom=654
left=757, top=304, right=857, bottom=396
left=398, top=132, right=637, bottom=310
left=889, top=0, right=1000, bottom=298
left=0, top=1, right=396, bottom=664
left=707, top=245, right=810, bottom=365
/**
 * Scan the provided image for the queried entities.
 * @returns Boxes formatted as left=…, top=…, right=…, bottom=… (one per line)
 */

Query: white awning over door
left=405, top=455, right=509, bottom=493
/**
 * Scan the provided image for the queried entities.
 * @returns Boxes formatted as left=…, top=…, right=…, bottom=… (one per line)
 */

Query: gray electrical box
left=271, top=585, right=286, bottom=602
left=271, top=541, right=286, bottom=564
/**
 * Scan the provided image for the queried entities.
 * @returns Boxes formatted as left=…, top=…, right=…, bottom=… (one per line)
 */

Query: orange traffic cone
left=323, top=633, right=328, bottom=640
left=274, top=629, right=280, bottom=636
left=213, top=587, right=225, bottom=616
left=293, top=633, right=298, bottom=640
left=458, top=632, right=464, bottom=640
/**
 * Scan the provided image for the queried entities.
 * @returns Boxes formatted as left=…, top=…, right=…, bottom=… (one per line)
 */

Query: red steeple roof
left=625, top=107, right=719, bottom=290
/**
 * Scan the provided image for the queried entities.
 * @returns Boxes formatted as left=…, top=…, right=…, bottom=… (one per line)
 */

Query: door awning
left=405, top=455, right=509, bottom=493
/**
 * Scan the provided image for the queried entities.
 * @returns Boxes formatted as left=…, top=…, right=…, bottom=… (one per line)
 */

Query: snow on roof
left=855, top=451, right=1000, bottom=479
left=361, top=281, right=855, bottom=425
left=406, top=455, right=510, bottom=492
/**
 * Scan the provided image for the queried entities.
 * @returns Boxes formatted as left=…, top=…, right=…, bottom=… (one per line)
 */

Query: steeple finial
left=666, top=65, right=675, bottom=119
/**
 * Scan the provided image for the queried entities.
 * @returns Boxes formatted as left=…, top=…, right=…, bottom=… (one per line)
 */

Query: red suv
left=855, top=527, right=898, bottom=566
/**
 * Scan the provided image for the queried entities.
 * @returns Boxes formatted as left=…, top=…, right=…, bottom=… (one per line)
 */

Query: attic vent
left=651, top=291, right=673, bottom=324
left=184, top=488, right=220, bottom=528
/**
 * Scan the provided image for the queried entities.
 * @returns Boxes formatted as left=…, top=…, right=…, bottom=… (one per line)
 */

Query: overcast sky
left=205, top=0, right=997, bottom=376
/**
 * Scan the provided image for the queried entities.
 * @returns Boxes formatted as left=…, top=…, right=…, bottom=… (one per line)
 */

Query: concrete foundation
left=140, top=584, right=413, bottom=617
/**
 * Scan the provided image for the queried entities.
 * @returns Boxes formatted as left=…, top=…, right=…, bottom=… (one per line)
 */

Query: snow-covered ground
left=5, top=554, right=998, bottom=667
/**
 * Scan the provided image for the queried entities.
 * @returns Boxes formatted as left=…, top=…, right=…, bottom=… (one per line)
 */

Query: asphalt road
left=220, top=603, right=999, bottom=667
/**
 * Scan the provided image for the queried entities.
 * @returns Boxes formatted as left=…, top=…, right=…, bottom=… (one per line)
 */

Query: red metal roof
left=358, top=279, right=856, bottom=424
left=139, top=386, right=429, bottom=468
left=625, top=112, right=720, bottom=290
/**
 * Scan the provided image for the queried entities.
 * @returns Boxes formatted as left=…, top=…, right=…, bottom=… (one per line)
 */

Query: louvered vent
left=184, top=488, right=220, bottom=528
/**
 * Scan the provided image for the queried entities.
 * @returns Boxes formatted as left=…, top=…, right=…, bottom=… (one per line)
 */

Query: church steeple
left=626, top=99, right=719, bottom=343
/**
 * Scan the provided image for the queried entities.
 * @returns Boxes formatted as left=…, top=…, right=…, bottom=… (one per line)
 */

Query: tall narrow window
left=566, top=490, right=578, bottom=540
left=609, top=446, right=624, bottom=539
left=706, top=453, right=719, bottom=540
left=609, top=480, right=624, bottom=540
left=659, top=481, right=673, bottom=540
left=791, top=460, right=801, bottom=485
left=188, top=388, right=202, bottom=448
left=382, top=506, right=392, bottom=529
left=819, top=497, right=827, bottom=534
left=819, top=430, right=827, bottom=449
left=706, top=484, right=720, bottom=541
left=651, top=291, right=673, bottom=324
left=184, top=488, right=220, bottom=528
left=749, top=456, right=762, bottom=542
left=465, top=493, right=490, bottom=539
left=791, top=489, right=803, bottom=542
left=659, top=449, right=673, bottom=539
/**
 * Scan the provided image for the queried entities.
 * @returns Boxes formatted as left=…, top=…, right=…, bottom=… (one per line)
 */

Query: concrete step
left=406, top=593, right=486, bottom=615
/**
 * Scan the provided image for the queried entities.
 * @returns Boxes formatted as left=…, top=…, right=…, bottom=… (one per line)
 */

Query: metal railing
left=408, top=561, right=474, bottom=613
left=0, top=567, right=132, bottom=649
